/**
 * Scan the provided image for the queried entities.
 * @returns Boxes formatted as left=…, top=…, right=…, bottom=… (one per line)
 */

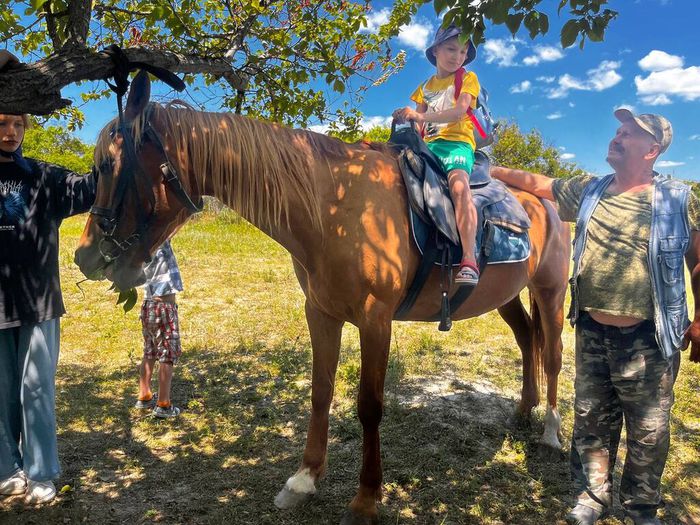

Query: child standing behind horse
left=392, top=24, right=481, bottom=286
left=134, top=240, right=183, bottom=418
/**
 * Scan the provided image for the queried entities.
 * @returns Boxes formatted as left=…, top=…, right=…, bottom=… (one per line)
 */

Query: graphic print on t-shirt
left=0, top=180, right=28, bottom=231
left=422, top=84, right=456, bottom=140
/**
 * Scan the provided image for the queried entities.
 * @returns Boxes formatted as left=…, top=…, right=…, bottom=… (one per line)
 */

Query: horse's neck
left=192, top=164, right=321, bottom=268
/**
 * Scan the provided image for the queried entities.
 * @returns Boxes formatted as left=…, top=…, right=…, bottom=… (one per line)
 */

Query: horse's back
left=398, top=187, right=567, bottom=322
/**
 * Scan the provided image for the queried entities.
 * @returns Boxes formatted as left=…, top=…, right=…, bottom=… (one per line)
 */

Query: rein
left=91, top=46, right=203, bottom=265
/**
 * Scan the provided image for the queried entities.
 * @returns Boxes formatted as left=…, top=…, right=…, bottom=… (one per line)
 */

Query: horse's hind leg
left=529, top=282, right=565, bottom=451
left=275, top=301, right=343, bottom=509
left=497, top=297, right=539, bottom=418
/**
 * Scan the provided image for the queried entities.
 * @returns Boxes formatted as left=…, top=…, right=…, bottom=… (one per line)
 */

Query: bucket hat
left=425, top=25, right=477, bottom=67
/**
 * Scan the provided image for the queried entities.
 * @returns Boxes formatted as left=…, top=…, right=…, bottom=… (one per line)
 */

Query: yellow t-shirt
left=410, top=70, right=480, bottom=150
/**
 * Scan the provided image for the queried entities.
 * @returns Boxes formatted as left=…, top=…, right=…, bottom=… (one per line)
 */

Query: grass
left=1, top=209, right=698, bottom=524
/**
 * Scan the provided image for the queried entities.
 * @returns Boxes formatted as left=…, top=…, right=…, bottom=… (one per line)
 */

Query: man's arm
left=490, top=166, right=555, bottom=201
left=684, top=231, right=700, bottom=362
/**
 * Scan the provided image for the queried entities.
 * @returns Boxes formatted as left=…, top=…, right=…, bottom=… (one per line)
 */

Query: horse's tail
left=529, top=291, right=545, bottom=398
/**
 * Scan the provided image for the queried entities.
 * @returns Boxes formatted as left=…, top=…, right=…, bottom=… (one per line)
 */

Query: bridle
left=90, top=109, right=203, bottom=264
left=91, top=47, right=203, bottom=265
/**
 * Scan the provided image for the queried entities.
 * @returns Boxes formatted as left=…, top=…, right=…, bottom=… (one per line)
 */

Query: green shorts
left=425, top=139, right=475, bottom=175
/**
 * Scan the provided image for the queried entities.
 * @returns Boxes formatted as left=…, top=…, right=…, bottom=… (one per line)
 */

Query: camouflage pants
left=570, top=312, right=680, bottom=520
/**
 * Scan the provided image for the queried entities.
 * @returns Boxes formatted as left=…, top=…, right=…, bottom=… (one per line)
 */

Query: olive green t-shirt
left=552, top=174, right=700, bottom=319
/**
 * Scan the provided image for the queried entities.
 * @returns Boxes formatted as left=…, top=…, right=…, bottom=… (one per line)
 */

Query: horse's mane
left=95, top=102, right=379, bottom=232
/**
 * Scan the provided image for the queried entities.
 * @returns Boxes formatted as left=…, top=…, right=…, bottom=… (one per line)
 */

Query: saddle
left=388, top=122, right=531, bottom=330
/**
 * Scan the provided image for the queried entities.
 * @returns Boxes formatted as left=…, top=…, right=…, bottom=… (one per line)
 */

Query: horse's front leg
left=275, top=301, right=343, bottom=509
left=341, top=307, right=392, bottom=525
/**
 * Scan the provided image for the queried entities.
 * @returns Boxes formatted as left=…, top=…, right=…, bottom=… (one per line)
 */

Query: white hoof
left=540, top=405, right=563, bottom=450
left=274, top=468, right=316, bottom=509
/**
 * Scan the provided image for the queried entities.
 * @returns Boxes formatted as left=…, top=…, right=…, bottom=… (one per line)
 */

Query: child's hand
left=392, top=107, right=424, bottom=124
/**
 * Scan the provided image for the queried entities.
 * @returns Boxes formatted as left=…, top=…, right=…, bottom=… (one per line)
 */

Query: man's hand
left=683, top=319, right=700, bottom=362
left=0, top=50, right=19, bottom=71
left=391, top=106, right=423, bottom=125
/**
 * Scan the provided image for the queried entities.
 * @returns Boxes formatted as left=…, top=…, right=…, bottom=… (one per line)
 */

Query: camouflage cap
left=614, top=108, right=673, bottom=154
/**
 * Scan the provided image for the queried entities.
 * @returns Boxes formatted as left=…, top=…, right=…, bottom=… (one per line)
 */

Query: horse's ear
left=124, top=70, right=151, bottom=123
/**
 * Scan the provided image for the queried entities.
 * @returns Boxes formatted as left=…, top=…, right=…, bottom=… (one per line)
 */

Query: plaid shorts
left=140, top=299, right=182, bottom=363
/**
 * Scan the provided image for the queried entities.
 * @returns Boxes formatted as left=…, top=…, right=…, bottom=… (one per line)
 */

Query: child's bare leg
left=139, top=358, right=156, bottom=399
left=157, top=361, right=174, bottom=406
left=447, top=168, right=477, bottom=263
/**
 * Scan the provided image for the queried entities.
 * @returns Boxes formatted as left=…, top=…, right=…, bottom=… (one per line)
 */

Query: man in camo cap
left=490, top=109, right=700, bottom=525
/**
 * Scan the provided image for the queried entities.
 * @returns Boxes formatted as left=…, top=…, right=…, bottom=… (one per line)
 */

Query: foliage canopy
left=0, top=0, right=616, bottom=132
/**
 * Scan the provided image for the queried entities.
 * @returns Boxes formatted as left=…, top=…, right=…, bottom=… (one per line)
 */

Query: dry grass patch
left=1, top=210, right=697, bottom=524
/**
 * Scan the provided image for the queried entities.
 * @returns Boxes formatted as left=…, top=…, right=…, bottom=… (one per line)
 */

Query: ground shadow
left=0, top=342, right=688, bottom=525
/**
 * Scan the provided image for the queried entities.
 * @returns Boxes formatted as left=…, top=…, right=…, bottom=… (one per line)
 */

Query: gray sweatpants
left=0, top=319, right=61, bottom=482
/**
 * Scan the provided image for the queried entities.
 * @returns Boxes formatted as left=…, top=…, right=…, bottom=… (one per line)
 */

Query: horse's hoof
left=274, top=486, right=314, bottom=509
left=510, top=411, right=532, bottom=430
left=340, top=509, right=379, bottom=525
left=536, top=441, right=565, bottom=461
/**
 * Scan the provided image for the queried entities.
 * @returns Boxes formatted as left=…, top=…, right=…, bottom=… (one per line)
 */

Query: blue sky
left=66, top=0, right=700, bottom=180
left=351, top=0, right=700, bottom=180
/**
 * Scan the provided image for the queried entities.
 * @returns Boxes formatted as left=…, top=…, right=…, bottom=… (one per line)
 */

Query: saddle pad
left=409, top=207, right=531, bottom=266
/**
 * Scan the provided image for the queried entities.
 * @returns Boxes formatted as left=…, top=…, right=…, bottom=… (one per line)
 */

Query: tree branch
left=0, top=47, right=248, bottom=115
left=65, top=0, right=92, bottom=48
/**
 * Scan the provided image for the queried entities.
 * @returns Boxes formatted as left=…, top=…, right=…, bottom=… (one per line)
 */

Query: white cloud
left=363, top=10, right=390, bottom=32
left=640, top=94, right=673, bottom=106
left=523, top=45, right=564, bottom=66
left=568, top=102, right=575, bottom=108
left=635, top=66, right=700, bottom=103
left=397, top=20, right=433, bottom=50
left=656, top=160, right=685, bottom=168
left=690, top=134, right=700, bottom=141
left=537, top=76, right=556, bottom=83
left=638, top=50, right=684, bottom=72
left=546, top=112, right=564, bottom=120
left=362, top=10, right=432, bottom=50
left=308, top=123, right=330, bottom=134
left=510, top=80, right=532, bottom=94
left=360, top=116, right=393, bottom=130
left=548, top=61, right=622, bottom=99
left=483, top=38, right=519, bottom=67
left=560, top=153, right=576, bottom=160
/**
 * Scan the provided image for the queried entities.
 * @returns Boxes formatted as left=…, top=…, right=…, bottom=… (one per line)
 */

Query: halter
left=91, top=46, right=203, bottom=265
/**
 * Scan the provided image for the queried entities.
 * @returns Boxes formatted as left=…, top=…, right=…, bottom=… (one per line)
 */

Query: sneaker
left=152, top=404, right=181, bottom=419
left=0, top=470, right=27, bottom=496
left=24, top=479, right=56, bottom=505
left=565, top=504, right=603, bottom=525
left=454, top=262, right=480, bottom=286
left=135, top=393, right=157, bottom=409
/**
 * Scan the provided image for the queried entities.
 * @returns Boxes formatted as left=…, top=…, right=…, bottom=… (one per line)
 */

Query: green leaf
left=30, top=0, right=45, bottom=12
left=558, top=0, right=568, bottom=15
left=505, top=14, right=523, bottom=36
left=588, top=18, right=605, bottom=41
left=524, top=12, right=540, bottom=39
left=333, top=79, right=345, bottom=94
left=560, top=19, right=579, bottom=48
left=434, top=0, right=450, bottom=16
left=539, top=14, right=550, bottom=34
left=116, top=290, right=129, bottom=305
left=122, top=288, right=138, bottom=313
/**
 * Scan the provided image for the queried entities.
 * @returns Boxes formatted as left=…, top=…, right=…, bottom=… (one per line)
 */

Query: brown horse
left=74, top=72, right=570, bottom=525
